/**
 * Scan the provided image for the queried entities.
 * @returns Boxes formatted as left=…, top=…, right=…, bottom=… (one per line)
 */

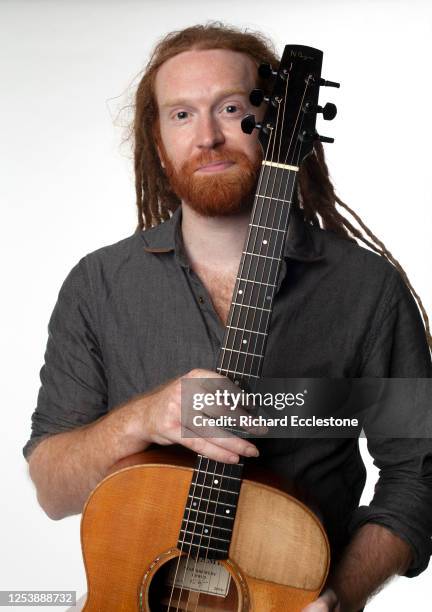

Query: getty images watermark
left=180, top=378, right=432, bottom=439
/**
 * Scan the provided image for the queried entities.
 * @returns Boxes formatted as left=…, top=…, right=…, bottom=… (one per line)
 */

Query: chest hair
left=194, top=267, right=236, bottom=326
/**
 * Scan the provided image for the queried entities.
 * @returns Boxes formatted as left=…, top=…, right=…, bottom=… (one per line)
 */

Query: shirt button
left=198, top=296, right=204, bottom=304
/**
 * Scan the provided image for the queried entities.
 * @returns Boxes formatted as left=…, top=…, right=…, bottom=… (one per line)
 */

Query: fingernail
left=245, top=447, right=259, bottom=457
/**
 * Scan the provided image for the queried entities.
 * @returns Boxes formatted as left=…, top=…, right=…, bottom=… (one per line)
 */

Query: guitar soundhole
left=146, top=555, right=240, bottom=611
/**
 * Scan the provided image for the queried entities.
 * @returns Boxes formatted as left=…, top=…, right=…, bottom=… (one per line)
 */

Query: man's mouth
left=195, top=160, right=235, bottom=173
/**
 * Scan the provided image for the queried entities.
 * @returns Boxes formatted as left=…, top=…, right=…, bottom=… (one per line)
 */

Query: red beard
left=160, top=145, right=262, bottom=217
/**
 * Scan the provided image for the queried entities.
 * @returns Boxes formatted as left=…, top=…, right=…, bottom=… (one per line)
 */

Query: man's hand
left=129, top=368, right=261, bottom=463
left=28, top=367, right=261, bottom=519
left=302, top=589, right=340, bottom=611
left=303, top=524, right=413, bottom=612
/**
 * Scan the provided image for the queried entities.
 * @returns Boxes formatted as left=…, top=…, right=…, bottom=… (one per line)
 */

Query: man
left=24, top=23, right=432, bottom=611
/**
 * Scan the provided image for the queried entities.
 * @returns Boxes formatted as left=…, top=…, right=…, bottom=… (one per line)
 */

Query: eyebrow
left=161, top=89, right=249, bottom=109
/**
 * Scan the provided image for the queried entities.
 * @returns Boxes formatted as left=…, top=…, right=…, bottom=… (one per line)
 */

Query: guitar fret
left=249, top=223, right=285, bottom=233
left=182, top=509, right=235, bottom=520
left=187, top=500, right=237, bottom=510
left=181, top=519, right=232, bottom=532
left=192, top=470, right=242, bottom=481
left=242, top=251, right=280, bottom=261
left=231, top=302, right=271, bottom=312
left=227, top=325, right=268, bottom=336
left=222, top=347, right=264, bottom=358
left=188, top=483, right=239, bottom=495
left=180, top=529, right=231, bottom=543
left=237, top=277, right=277, bottom=287
left=255, top=195, right=292, bottom=204
left=217, top=368, right=260, bottom=379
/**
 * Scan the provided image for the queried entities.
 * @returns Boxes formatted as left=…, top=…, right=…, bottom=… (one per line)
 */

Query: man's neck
left=180, top=202, right=251, bottom=274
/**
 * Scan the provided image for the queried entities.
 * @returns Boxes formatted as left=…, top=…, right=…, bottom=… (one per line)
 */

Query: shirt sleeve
left=23, top=258, right=108, bottom=460
left=350, top=268, right=432, bottom=577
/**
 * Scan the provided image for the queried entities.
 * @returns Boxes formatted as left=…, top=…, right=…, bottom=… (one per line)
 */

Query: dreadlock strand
left=134, top=150, right=144, bottom=230
left=333, top=196, right=431, bottom=340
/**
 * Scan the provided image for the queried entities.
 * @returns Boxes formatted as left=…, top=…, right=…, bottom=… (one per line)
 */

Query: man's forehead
left=154, top=48, right=257, bottom=105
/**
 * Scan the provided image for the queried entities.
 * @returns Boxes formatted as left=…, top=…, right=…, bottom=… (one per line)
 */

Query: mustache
left=185, top=148, right=256, bottom=172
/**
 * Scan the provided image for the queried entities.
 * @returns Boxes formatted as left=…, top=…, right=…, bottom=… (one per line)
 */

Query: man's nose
left=196, top=114, right=225, bottom=149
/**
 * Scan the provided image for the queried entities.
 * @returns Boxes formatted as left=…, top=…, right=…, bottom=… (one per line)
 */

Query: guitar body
left=82, top=447, right=329, bottom=611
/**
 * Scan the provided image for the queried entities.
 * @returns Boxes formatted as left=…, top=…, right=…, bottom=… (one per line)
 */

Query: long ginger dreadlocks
left=131, top=22, right=431, bottom=350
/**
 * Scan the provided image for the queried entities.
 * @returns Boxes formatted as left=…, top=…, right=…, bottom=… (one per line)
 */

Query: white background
left=1, top=1, right=431, bottom=610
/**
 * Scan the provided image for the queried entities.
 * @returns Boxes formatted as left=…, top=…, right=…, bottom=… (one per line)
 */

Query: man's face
left=154, top=48, right=263, bottom=216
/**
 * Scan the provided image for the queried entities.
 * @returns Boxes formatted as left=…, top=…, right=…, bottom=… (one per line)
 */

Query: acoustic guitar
left=81, top=44, right=339, bottom=611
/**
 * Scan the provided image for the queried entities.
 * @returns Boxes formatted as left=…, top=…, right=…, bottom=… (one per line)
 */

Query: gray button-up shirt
left=24, top=205, right=432, bottom=576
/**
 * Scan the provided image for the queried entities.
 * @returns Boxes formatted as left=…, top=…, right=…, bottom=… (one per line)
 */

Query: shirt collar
left=140, top=204, right=324, bottom=266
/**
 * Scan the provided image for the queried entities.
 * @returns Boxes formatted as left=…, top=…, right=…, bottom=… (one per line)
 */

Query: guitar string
left=185, top=457, right=232, bottom=612
left=243, top=73, right=291, bottom=384
left=223, top=66, right=308, bottom=386
left=173, top=453, right=212, bottom=612
left=185, top=68, right=292, bottom=612
left=166, top=127, right=273, bottom=612
left=241, top=94, right=308, bottom=406
left=186, top=90, right=288, bottom=612
left=182, top=125, right=280, bottom=612
left=183, top=113, right=277, bottom=611
left=217, top=130, right=274, bottom=381
left=232, top=69, right=291, bottom=390
left=180, top=92, right=279, bottom=612
left=193, top=461, right=231, bottom=608
left=166, top=453, right=206, bottom=611
left=226, top=89, right=283, bottom=387
left=184, top=66, right=304, bottom=612
left=244, top=74, right=312, bottom=384
left=188, top=74, right=310, bottom=612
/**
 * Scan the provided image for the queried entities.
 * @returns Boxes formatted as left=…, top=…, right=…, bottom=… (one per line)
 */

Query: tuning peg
left=319, top=78, right=340, bottom=88
left=241, top=114, right=262, bottom=134
left=321, top=103, right=337, bottom=120
left=315, top=133, right=335, bottom=143
left=249, top=89, right=265, bottom=106
left=258, top=63, right=278, bottom=79
left=305, top=102, right=337, bottom=120
left=249, top=89, right=276, bottom=107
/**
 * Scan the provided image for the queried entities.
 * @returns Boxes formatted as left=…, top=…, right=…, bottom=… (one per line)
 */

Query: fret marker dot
left=193, top=502, right=197, bottom=507
left=214, top=479, right=219, bottom=484
left=225, top=509, right=231, bottom=514
left=266, top=295, right=271, bottom=300
left=234, top=380, right=240, bottom=385
left=204, top=528, right=209, bottom=534
left=263, top=239, right=268, bottom=245
left=242, top=339, right=247, bottom=344
left=238, top=289, right=243, bottom=295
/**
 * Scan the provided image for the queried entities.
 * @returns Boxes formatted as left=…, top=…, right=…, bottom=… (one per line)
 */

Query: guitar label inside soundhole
left=165, top=558, right=231, bottom=597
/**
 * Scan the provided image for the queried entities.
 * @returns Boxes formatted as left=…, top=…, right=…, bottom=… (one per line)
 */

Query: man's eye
left=224, top=105, right=239, bottom=114
left=175, top=111, right=188, bottom=120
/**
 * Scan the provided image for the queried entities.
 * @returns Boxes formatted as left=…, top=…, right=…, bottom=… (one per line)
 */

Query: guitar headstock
left=242, top=45, right=339, bottom=169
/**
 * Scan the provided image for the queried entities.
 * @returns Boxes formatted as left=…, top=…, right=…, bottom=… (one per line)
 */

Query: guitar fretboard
left=178, top=165, right=297, bottom=559
left=178, top=459, right=243, bottom=559
left=218, top=165, right=296, bottom=384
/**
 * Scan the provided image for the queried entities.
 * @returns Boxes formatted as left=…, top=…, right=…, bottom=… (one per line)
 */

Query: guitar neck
left=180, top=167, right=298, bottom=560
left=217, top=164, right=297, bottom=385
